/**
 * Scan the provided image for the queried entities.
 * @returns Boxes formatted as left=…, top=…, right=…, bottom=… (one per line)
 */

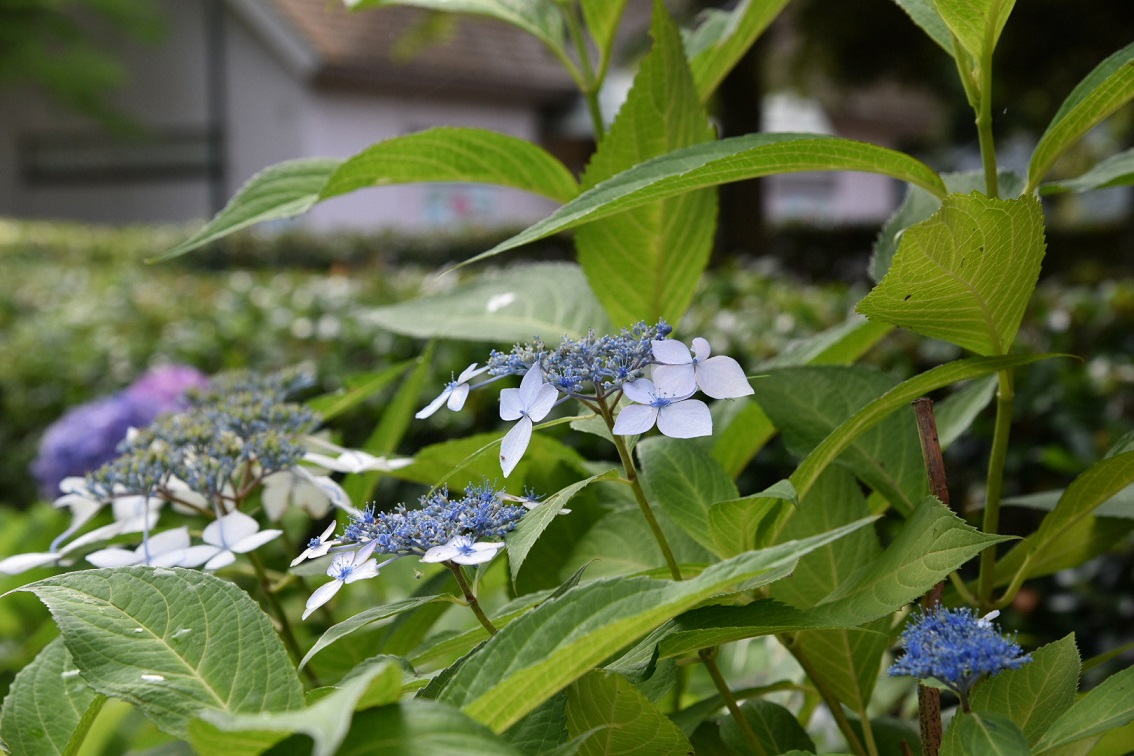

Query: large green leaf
left=1027, top=43, right=1134, bottom=192
left=753, top=366, right=926, bottom=514
left=306, top=361, right=413, bottom=422
left=934, top=0, right=1017, bottom=63
left=464, top=133, right=947, bottom=265
left=810, top=496, right=1010, bottom=627
left=768, top=354, right=1056, bottom=530
left=507, top=470, right=617, bottom=587
left=300, top=595, right=452, bottom=670
left=575, top=2, right=717, bottom=326
left=888, top=0, right=953, bottom=53
left=720, top=701, right=815, bottom=755
left=870, top=170, right=1026, bottom=282
left=996, top=451, right=1134, bottom=584
left=363, top=262, right=612, bottom=342
left=435, top=518, right=874, bottom=732
left=153, top=159, right=338, bottom=261
left=319, top=126, right=579, bottom=204
left=12, top=568, right=305, bottom=739
left=637, top=437, right=738, bottom=556
left=562, top=505, right=714, bottom=580
left=0, top=636, right=105, bottom=756
left=190, top=660, right=403, bottom=756
left=947, top=713, right=1029, bottom=756
left=1033, top=665, right=1134, bottom=754
left=337, top=699, right=525, bottom=755
left=347, top=0, right=570, bottom=76
left=857, top=192, right=1046, bottom=356
left=684, top=0, right=791, bottom=100
left=565, top=670, right=693, bottom=755
left=1041, top=147, right=1134, bottom=194
left=966, top=635, right=1080, bottom=746
left=156, top=127, right=579, bottom=261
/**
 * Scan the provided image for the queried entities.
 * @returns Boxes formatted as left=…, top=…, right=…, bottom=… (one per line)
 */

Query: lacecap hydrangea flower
left=416, top=321, right=753, bottom=476
left=889, top=607, right=1032, bottom=708
left=296, top=481, right=533, bottom=619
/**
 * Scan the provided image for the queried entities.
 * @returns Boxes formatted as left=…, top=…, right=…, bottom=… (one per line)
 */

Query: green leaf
left=190, top=660, right=402, bottom=756
left=152, top=159, right=338, bottom=261
left=858, top=192, right=1046, bottom=355
left=347, top=0, right=570, bottom=76
left=997, top=451, right=1134, bottom=584
left=810, top=496, right=1010, bottom=627
left=870, top=170, right=1026, bottom=282
left=12, top=568, right=304, bottom=739
left=793, top=619, right=893, bottom=712
left=1041, top=147, right=1134, bottom=194
left=300, top=596, right=452, bottom=670
left=337, top=699, right=525, bottom=755
left=1027, top=43, right=1134, bottom=191
left=507, top=470, right=618, bottom=588
left=306, top=362, right=413, bottom=421
left=969, top=635, right=1081, bottom=746
left=776, top=353, right=1057, bottom=521
left=707, top=487, right=793, bottom=558
left=565, top=670, right=693, bottom=755
left=710, top=400, right=775, bottom=479
left=934, top=0, right=1017, bottom=62
left=685, top=0, right=791, bottom=100
left=463, top=133, right=947, bottom=265
left=888, top=0, right=954, bottom=53
left=365, top=262, right=613, bottom=342
left=344, top=342, right=436, bottom=504
left=950, top=712, right=1030, bottom=756
left=0, top=637, right=105, bottom=756
left=435, top=518, right=875, bottom=732
left=563, top=506, right=713, bottom=580
left=762, top=316, right=894, bottom=368
left=753, top=366, right=926, bottom=514
left=720, top=701, right=815, bottom=755
left=507, top=693, right=568, bottom=754
left=580, top=0, right=627, bottom=78
left=934, top=374, right=998, bottom=449
left=320, top=126, right=579, bottom=204
left=638, top=437, right=738, bottom=556
left=575, top=1, right=717, bottom=326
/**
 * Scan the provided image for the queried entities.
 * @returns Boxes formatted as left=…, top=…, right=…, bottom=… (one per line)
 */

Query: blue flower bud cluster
left=85, top=369, right=318, bottom=501
left=487, top=320, right=672, bottom=399
left=342, top=481, right=527, bottom=556
left=889, top=607, right=1032, bottom=698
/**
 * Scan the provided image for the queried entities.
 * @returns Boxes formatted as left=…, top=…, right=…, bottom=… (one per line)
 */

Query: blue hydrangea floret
left=889, top=607, right=1032, bottom=707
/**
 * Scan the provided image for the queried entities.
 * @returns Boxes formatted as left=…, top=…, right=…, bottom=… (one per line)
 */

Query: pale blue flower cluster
left=889, top=607, right=1032, bottom=700
left=416, top=321, right=754, bottom=477
left=486, top=321, right=673, bottom=398
left=297, top=481, right=529, bottom=620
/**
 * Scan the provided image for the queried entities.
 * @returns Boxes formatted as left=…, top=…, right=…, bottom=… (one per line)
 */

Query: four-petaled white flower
left=303, top=540, right=381, bottom=620
left=652, top=337, right=753, bottom=399
left=613, top=376, right=712, bottom=438
left=498, top=365, right=558, bottom=477
left=190, top=510, right=283, bottom=571
left=416, top=363, right=490, bottom=419
left=262, top=465, right=359, bottom=520
left=420, top=535, right=505, bottom=566
left=290, top=521, right=340, bottom=567
left=85, top=527, right=194, bottom=568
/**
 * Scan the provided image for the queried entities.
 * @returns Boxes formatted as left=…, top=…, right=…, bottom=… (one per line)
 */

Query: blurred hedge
left=2, top=218, right=1132, bottom=512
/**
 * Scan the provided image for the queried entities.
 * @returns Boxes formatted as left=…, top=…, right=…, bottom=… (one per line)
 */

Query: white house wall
left=297, top=89, right=559, bottom=232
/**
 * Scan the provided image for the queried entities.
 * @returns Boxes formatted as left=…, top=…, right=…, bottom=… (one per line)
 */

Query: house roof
left=262, top=0, right=577, bottom=104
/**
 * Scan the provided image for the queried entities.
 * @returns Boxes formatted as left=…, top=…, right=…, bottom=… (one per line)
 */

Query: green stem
left=447, top=562, right=498, bottom=635
left=561, top=0, right=605, bottom=142
left=248, top=552, right=320, bottom=686
left=789, top=640, right=869, bottom=756
left=601, top=404, right=682, bottom=580
left=700, top=648, right=767, bottom=756
left=975, top=51, right=999, bottom=198
left=977, top=369, right=1015, bottom=611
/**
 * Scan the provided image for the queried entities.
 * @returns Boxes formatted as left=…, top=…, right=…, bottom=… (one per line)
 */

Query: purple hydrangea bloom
left=31, top=365, right=208, bottom=498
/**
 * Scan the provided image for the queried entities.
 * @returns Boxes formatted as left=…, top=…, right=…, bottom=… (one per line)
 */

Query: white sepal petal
left=613, top=404, right=659, bottom=435
left=651, top=339, right=693, bottom=365
left=302, top=579, right=344, bottom=620
left=621, top=378, right=656, bottom=405
left=657, top=399, right=712, bottom=438
left=696, top=355, right=753, bottom=399
left=499, top=416, right=533, bottom=477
